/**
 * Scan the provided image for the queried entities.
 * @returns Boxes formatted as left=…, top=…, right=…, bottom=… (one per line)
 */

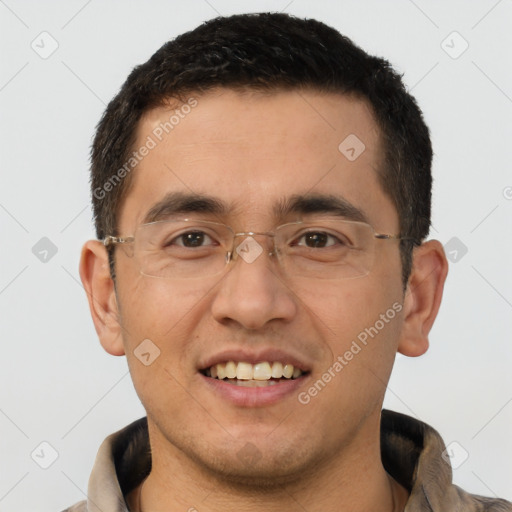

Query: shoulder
left=60, top=500, right=87, bottom=512
left=454, top=485, right=512, bottom=512
left=380, top=410, right=512, bottom=511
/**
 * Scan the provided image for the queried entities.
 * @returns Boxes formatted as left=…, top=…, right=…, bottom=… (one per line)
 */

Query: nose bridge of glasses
left=229, top=231, right=277, bottom=263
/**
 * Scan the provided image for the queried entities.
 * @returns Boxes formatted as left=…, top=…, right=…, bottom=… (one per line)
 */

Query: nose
left=210, top=234, right=298, bottom=330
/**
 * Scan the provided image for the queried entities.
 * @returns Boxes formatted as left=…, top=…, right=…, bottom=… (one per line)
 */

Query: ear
left=79, top=240, right=125, bottom=356
left=398, top=240, right=448, bottom=357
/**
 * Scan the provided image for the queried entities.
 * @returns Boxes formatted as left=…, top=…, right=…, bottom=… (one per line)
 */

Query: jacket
left=62, top=409, right=512, bottom=511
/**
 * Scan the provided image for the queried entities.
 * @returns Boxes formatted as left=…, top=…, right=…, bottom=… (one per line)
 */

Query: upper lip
left=198, top=348, right=312, bottom=373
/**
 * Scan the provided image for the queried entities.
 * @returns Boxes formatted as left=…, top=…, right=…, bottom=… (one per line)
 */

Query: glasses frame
left=102, top=218, right=418, bottom=279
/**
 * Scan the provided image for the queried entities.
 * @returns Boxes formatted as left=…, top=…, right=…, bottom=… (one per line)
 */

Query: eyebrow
left=142, top=191, right=368, bottom=224
left=274, top=194, right=368, bottom=223
left=143, top=192, right=229, bottom=223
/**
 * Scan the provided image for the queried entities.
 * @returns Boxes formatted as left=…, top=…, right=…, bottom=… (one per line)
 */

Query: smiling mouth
left=200, top=361, right=309, bottom=387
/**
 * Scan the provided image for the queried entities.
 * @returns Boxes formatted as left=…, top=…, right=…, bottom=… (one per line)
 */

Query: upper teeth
left=206, top=361, right=304, bottom=380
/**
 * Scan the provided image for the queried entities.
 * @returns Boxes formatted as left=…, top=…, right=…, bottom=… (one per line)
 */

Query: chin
left=202, top=455, right=311, bottom=490
left=187, top=437, right=325, bottom=490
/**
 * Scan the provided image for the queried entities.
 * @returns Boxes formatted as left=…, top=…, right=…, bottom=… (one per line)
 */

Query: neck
left=128, top=412, right=408, bottom=512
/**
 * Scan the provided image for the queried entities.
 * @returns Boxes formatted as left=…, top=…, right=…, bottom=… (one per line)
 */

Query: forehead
left=118, top=88, right=397, bottom=231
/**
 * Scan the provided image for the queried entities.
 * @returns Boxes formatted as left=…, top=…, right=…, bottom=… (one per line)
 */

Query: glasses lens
left=134, top=220, right=232, bottom=278
left=275, top=220, right=375, bottom=279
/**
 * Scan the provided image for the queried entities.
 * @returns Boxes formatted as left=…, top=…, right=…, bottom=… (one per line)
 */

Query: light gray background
left=1, top=0, right=511, bottom=510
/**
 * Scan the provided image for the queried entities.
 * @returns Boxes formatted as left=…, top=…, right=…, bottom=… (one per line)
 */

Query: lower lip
left=199, top=373, right=309, bottom=407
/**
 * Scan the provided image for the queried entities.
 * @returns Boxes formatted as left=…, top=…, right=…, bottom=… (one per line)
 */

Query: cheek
left=298, top=281, right=404, bottom=418
left=291, top=270, right=403, bottom=350
left=117, top=271, right=204, bottom=337
left=115, top=270, right=213, bottom=386
left=116, top=277, right=212, bottom=409
left=292, top=267, right=404, bottom=411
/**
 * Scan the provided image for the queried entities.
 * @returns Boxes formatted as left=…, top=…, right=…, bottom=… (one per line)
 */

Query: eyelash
left=166, top=229, right=349, bottom=249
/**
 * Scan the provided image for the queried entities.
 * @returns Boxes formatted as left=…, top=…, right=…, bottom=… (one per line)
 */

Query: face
left=111, top=89, right=407, bottom=485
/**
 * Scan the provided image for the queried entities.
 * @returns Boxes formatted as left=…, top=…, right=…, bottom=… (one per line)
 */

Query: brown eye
left=181, top=232, right=206, bottom=247
left=168, top=231, right=215, bottom=248
left=295, top=231, right=341, bottom=248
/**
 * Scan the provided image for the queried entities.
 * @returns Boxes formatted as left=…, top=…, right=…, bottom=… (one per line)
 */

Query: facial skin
left=80, top=89, right=448, bottom=512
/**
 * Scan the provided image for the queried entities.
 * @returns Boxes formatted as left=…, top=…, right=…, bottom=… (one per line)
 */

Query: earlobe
left=397, top=240, right=448, bottom=357
left=79, top=240, right=125, bottom=356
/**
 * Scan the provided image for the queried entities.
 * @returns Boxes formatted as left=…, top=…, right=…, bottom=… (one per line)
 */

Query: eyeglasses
left=103, top=218, right=416, bottom=280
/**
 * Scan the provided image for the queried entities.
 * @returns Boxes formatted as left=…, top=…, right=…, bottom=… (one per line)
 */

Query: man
left=68, top=12, right=511, bottom=512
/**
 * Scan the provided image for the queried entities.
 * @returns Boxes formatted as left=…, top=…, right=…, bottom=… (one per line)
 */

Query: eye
left=293, top=231, right=345, bottom=249
left=168, top=230, right=217, bottom=248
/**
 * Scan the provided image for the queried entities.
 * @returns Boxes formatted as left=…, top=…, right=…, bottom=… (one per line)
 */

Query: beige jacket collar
left=63, top=410, right=512, bottom=512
